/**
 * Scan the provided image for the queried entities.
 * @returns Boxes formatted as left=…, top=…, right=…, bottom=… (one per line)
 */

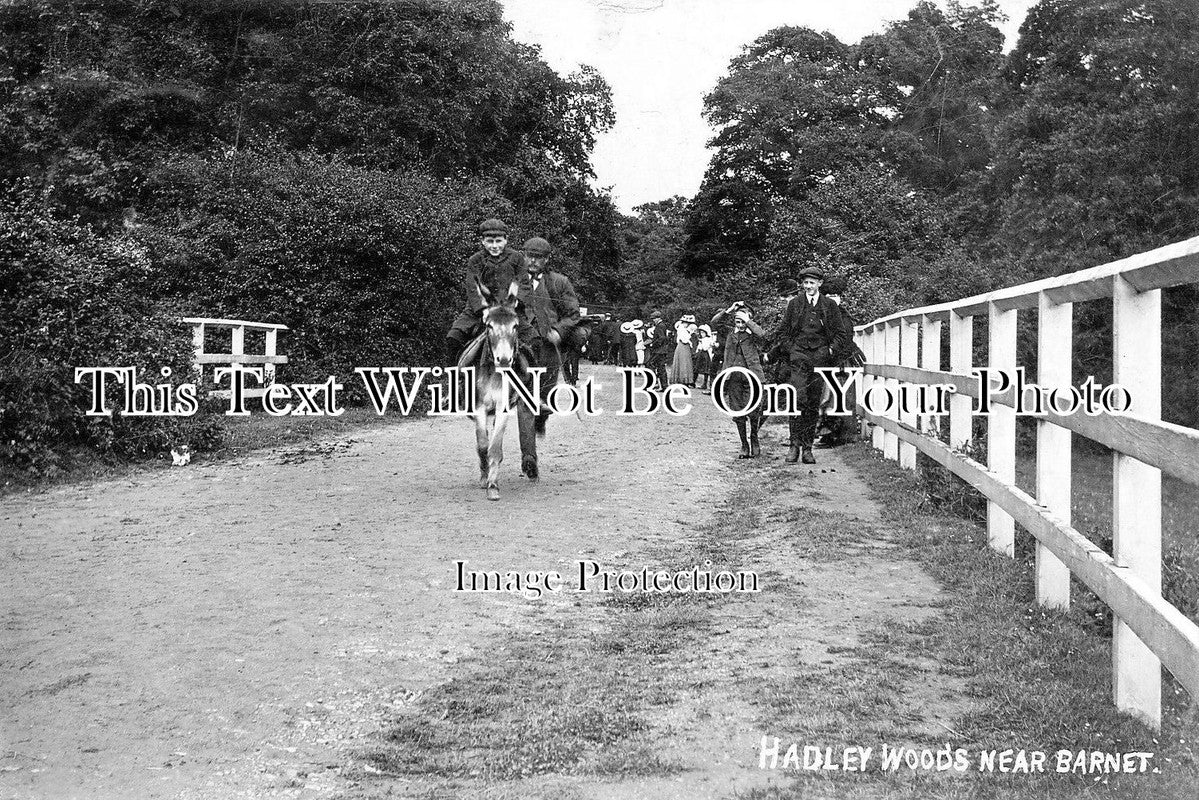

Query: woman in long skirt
left=619, top=320, right=639, bottom=366
left=669, top=314, right=696, bottom=385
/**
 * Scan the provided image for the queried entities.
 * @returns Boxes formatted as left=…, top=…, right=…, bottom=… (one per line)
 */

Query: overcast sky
left=502, top=0, right=1037, bottom=213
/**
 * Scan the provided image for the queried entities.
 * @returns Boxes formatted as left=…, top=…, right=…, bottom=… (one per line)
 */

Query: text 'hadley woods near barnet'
left=758, top=739, right=1158, bottom=775
left=452, top=560, right=760, bottom=599
left=73, top=365, right=1137, bottom=419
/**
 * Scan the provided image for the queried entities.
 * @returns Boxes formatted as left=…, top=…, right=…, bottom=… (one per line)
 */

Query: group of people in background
left=448, top=217, right=865, bottom=476
left=576, top=270, right=862, bottom=464
left=584, top=312, right=721, bottom=391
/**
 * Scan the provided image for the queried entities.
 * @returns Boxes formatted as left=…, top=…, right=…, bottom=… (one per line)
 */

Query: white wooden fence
left=854, top=235, right=1199, bottom=729
left=182, top=317, right=288, bottom=398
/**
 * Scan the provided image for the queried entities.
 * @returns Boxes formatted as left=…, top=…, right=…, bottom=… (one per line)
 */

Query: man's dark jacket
left=647, top=320, right=671, bottom=358
left=520, top=269, right=580, bottom=343
left=777, top=293, right=850, bottom=363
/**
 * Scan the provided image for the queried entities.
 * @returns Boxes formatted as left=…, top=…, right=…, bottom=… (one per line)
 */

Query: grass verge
left=739, top=443, right=1199, bottom=800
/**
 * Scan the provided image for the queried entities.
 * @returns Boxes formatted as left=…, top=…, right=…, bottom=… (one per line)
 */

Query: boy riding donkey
left=443, top=219, right=579, bottom=482
left=445, top=218, right=532, bottom=369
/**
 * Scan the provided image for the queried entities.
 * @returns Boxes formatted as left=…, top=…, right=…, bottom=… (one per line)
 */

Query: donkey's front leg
left=474, top=411, right=490, bottom=489
left=485, top=407, right=506, bottom=501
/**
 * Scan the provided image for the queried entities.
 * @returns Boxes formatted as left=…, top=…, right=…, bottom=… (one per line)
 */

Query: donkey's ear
left=505, top=280, right=520, bottom=303
left=475, top=277, right=495, bottom=307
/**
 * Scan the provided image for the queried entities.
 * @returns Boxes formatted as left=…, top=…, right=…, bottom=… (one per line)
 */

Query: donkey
left=465, top=278, right=526, bottom=501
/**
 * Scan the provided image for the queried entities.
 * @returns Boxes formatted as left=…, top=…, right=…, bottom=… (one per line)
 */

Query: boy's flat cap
left=479, top=218, right=508, bottom=236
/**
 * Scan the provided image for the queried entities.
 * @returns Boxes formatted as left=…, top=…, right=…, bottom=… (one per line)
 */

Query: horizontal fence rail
left=854, top=234, right=1199, bottom=729
left=182, top=317, right=288, bottom=399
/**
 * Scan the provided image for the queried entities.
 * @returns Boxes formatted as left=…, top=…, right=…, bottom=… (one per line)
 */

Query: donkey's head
left=476, top=278, right=522, bottom=368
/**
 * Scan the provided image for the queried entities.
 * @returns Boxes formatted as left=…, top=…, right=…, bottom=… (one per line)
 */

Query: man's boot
left=735, top=418, right=750, bottom=459
left=521, top=456, right=539, bottom=481
left=515, top=400, right=538, bottom=482
left=785, top=418, right=801, bottom=463
left=799, top=405, right=821, bottom=463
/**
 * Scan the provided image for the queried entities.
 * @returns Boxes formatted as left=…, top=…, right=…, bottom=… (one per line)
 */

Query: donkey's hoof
left=487, top=486, right=500, bottom=501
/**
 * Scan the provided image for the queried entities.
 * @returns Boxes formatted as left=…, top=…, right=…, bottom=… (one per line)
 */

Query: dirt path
left=1, top=366, right=964, bottom=799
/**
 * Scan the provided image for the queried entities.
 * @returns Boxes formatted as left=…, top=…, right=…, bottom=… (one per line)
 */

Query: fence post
left=883, top=321, right=899, bottom=461
left=1036, top=294, right=1072, bottom=610
left=857, top=327, right=870, bottom=440
left=920, top=314, right=942, bottom=438
left=949, top=312, right=972, bottom=449
left=264, top=328, right=279, bottom=387
left=231, top=325, right=245, bottom=369
left=1112, top=275, right=1163, bottom=728
left=899, top=320, right=918, bottom=469
left=191, top=322, right=205, bottom=388
left=871, top=324, right=885, bottom=451
left=987, top=302, right=1016, bottom=557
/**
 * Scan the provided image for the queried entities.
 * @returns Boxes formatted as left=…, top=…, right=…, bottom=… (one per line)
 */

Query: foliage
left=0, top=185, right=219, bottom=474
left=858, top=0, right=1006, bottom=193
left=615, top=197, right=689, bottom=309
left=989, top=0, right=1199, bottom=424
left=0, top=0, right=615, bottom=220
left=674, top=0, right=1199, bottom=427
left=916, top=440, right=988, bottom=522
left=992, top=0, right=1199, bottom=272
left=0, top=0, right=620, bottom=472
left=682, top=2, right=1006, bottom=279
left=137, top=148, right=478, bottom=393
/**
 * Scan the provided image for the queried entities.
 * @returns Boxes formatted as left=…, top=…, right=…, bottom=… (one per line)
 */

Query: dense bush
left=0, top=186, right=219, bottom=474
left=136, top=149, right=488, bottom=397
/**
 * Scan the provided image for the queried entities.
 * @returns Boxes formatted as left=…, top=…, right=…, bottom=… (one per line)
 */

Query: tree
left=857, top=0, right=1006, bottom=192
left=681, top=5, right=1004, bottom=280
left=993, top=0, right=1199, bottom=273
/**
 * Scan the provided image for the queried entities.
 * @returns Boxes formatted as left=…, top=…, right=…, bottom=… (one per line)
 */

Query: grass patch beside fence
left=754, top=443, right=1199, bottom=800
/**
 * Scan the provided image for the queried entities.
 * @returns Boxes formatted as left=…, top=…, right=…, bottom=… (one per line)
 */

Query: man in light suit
left=515, top=237, right=580, bottom=480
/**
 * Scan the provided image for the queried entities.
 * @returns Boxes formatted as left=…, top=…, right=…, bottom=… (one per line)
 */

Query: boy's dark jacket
left=463, top=247, right=528, bottom=313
